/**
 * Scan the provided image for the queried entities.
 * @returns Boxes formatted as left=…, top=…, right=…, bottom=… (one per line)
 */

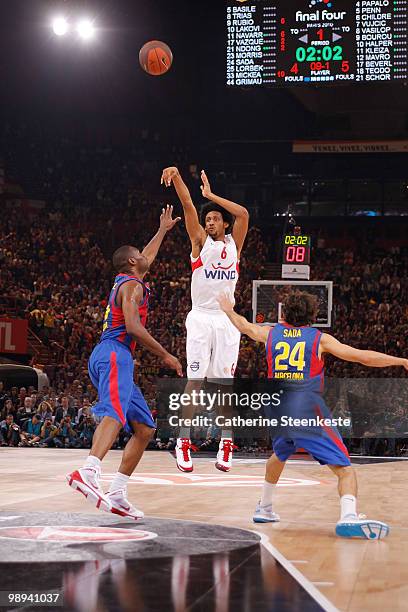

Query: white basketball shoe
left=175, top=438, right=198, bottom=472
left=66, top=466, right=111, bottom=513
left=215, top=438, right=237, bottom=472
left=106, top=489, right=144, bottom=520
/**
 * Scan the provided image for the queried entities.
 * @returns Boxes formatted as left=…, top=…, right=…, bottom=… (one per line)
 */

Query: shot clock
left=283, top=234, right=311, bottom=265
left=226, top=0, right=407, bottom=87
left=282, top=234, right=311, bottom=279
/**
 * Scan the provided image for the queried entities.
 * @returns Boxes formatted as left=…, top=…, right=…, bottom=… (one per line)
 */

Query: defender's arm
left=320, top=333, right=408, bottom=370
left=141, top=205, right=181, bottom=267
left=218, top=293, right=270, bottom=343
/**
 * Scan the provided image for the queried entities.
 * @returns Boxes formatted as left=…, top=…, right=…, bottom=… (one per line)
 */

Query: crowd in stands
left=0, top=382, right=97, bottom=448
left=312, top=245, right=408, bottom=378
left=1, top=122, right=407, bottom=455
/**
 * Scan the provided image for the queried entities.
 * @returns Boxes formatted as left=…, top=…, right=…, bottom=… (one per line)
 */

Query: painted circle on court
left=100, top=473, right=323, bottom=487
left=0, top=525, right=158, bottom=543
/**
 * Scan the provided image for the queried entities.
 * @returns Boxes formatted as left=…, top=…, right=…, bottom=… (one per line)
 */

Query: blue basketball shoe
left=336, top=515, right=390, bottom=540
left=253, top=502, right=280, bottom=523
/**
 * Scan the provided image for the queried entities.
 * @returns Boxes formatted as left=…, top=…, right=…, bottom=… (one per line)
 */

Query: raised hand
left=200, top=170, right=212, bottom=199
left=159, top=205, right=181, bottom=233
left=161, top=167, right=179, bottom=188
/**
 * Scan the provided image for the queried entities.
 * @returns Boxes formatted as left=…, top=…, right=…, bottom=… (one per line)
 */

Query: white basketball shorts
left=185, top=308, right=241, bottom=380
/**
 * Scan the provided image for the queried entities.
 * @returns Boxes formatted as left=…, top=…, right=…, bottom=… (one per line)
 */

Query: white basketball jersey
left=191, top=234, right=239, bottom=311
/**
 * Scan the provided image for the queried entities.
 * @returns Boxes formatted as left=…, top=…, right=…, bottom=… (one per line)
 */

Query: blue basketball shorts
left=88, top=339, right=155, bottom=434
left=265, top=387, right=351, bottom=467
left=273, top=433, right=351, bottom=466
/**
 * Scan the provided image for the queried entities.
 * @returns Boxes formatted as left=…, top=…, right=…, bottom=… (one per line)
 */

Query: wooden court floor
left=0, top=448, right=407, bottom=612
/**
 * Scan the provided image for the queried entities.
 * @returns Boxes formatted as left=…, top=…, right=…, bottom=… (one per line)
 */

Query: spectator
left=15, top=397, right=34, bottom=426
left=1, top=399, right=16, bottom=421
left=19, top=414, right=43, bottom=447
left=54, top=396, right=76, bottom=424
left=77, top=415, right=96, bottom=448
left=18, top=387, right=27, bottom=406
left=39, top=417, right=60, bottom=448
left=0, top=381, right=8, bottom=412
left=0, top=415, right=21, bottom=447
left=54, top=415, right=80, bottom=448
left=38, top=401, right=53, bottom=422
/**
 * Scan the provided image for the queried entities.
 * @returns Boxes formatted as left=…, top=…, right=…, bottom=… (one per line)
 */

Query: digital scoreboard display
left=226, top=0, right=407, bottom=86
left=283, top=235, right=311, bottom=265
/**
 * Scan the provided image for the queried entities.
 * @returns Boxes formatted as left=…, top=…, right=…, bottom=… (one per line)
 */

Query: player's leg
left=175, top=310, right=212, bottom=472
left=106, top=384, right=155, bottom=520
left=67, top=344, right=133, bottom=512
left=89, top=416, right=122, bottom=460
left=209, top=314, right=241, bottom=472
left=298, top=426, right=390, bottom=539
left=253, top=439, right=291, bottom=523
left=329, top=464, right=390, bottom=539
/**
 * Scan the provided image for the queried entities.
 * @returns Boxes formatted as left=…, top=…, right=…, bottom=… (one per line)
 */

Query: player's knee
left=331, top=464, right=354, bottom=479
left=134, top=424, right=154, bottom=442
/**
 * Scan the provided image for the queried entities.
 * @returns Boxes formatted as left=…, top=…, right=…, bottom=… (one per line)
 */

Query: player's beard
left=207, top=227, right=219, bottom=239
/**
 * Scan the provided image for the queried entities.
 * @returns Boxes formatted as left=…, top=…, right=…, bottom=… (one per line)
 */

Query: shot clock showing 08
left=226, top=0, right=408, bottom=87
left=283, top=235, right=311, bottom=265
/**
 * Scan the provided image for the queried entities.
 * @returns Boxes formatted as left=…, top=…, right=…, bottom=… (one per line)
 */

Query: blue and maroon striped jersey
left=100, top=274, right=150, bottom=353
left=265, top=323, right=324, bottom=390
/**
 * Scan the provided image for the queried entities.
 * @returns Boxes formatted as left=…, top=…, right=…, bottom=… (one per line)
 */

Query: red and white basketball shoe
left=175, top=438, right=198, bottom=472
left=215, top=438, right=237, bottom=472
left=66, top=467, right=111, bottom=513
left=106, top=489, right=144, bottom=520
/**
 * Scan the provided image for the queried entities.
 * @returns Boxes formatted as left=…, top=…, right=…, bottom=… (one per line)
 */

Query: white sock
left=340, top=495, right=357, bottom=520
left=179, top=427, right=190, bottom=440
left=260, top=481, right=276, bottom=508
left=221, top=430, right=233, bottom=441
left=109, top=472, right=130, bottom=493
left=84, top=455, right=101, bottom=470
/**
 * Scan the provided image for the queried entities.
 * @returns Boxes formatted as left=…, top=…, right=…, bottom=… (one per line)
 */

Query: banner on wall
left=293, top=140, right=408, bottom=154
left=0, top=319, right=28, bottom=354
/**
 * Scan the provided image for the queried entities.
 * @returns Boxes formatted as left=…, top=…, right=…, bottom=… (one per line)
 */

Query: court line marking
left=253, top=531, right=340, bottom=612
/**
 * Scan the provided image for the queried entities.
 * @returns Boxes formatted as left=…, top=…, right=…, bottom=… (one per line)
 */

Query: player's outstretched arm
left=218, top=293, right=270, bottom=343
left=142, top=205, right=181, bottom=268
left=161, top=167, right=206, bottom=256
left=200, top=170, right=249, bottom=257
left=120, top=282, right=183, bottom=376
left=320, top=333, right=408, bottom=370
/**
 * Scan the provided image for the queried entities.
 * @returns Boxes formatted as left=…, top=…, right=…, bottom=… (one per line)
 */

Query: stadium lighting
left=76, top=19, right=95, bottom=40
left=52, top=17, right=69, bottom=36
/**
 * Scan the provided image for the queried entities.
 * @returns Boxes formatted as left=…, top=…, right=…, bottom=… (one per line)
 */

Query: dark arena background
left=0, top=1, right=407, bottom=611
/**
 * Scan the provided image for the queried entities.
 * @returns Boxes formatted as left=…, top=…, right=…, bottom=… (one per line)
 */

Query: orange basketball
left=139, top=40, right=173, bottom=76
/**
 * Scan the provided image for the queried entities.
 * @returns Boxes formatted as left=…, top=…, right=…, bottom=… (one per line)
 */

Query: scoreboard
left=226, top=0, right=408, bottom=86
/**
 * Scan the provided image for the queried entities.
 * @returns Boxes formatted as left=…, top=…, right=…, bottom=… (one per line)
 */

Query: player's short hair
left=200, top=203, right=234, bottom=234
left=283, top=291, right=318, bottom=327
left=112, top=245, right=139, bottom=273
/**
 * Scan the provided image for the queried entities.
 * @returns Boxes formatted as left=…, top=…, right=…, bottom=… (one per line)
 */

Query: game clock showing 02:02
left=283, top=235, right=311, bottom=265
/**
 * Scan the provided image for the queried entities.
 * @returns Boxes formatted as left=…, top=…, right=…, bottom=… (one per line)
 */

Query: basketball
left=139, top=40, right=173, bottom=76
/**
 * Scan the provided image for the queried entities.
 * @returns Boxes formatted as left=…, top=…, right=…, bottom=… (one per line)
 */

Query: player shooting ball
left=161, top=167, right=249, bottom=472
